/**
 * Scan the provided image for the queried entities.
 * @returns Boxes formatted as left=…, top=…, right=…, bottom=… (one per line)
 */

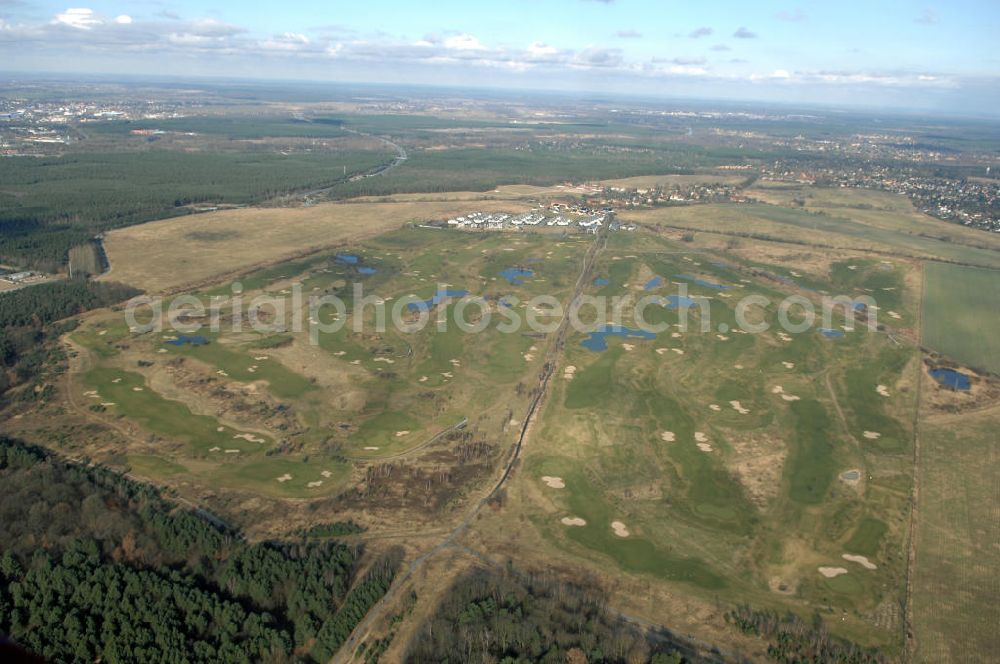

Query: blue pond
left=662, top=295, right=695, bottom=310
left=819, top=328, right=844, bottom=338
left=644, top=276, right=664, bottom=290
left=357, top=266, right=377, bottom=275
left=929, top=367, right=971, bottom=390
left=581, top=324, right=657, bottom=352
left=500, top=267, right=534, bottom=285
left=673, top=274, right=731, bottom=290
left=165, top=335, right=208, bottom=347
left=593, top=277, right=610, bottom=287
left=408, top=288, right=469, bottom=312
left=335, top=253, right=360, bottom=265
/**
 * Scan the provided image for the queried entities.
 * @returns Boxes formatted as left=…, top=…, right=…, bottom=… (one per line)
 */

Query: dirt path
left=331, top=223, right=609, bottom=663
left=903, top=263, right=927, bottom=663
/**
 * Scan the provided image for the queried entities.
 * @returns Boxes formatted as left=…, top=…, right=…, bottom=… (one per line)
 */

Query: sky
left=2, top=1, right=999, bottom=115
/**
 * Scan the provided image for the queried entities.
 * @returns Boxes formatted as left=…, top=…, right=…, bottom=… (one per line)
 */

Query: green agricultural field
left=922, top=262, right=1000, bottom=374
left=912, top=407, right=1000, bottom=663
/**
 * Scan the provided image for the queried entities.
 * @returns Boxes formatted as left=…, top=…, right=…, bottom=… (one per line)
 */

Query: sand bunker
left=842, top=554, right=877, bottom=570
left=863, top=431, right=882, bottom=439
left=254, top=356, right=269, bottom=361
left=224, top=449, right=240, bottom=454
left=363, top=446, right=380, bottom=451
left=373, top=357, right=395, bottom=364
left=818, top=566, right=849, bottom=578
left=729, top=400, right=750, bottom=414
left=709, top=404, right=721, bottom=411
left=563, top=365, right=577, bottom=380
left=696, top=442, right=714, bottom=452
left=418, top=376, right=429, bottom=382
left=541, top=476, right=566, bottom=489
left=561, top=517, right=587, bottom=527
left=717, top=334, right=729, bottom=341
left=111, top=378, right=121, bottom=383
left=887, top=311, right=901, bottom=320
left=395, top=430, right=410, bottom=437
left=655, top=348, right=668, bottom=355
left=876, top=384, right=891, bottom=397
left=671, top=332, right=682, bottom=338
left=523, top=353, right=535, bottom=361
left=276, top=474, right=292, bottom=483
left=307, top=481, right=323, bottom=488
left=233, top=433, right=265, bottom=443
left=132, top=387, right=144, bottom=392
left=694, top=432, right=708, bottom=442
left=209, top=446, right=221, bottom=452
left=777, top=332, right=792, bottom=342
left=321, top=470, right=332, bottom=478
left=621, top=343, right=635, bottom=351
left=611, top=521, right=630, bottom=537
left=671, top=348, right=684, bottom=355
left=659, top=431, right=676, bottom=442
left=782, top=361, right=795, bottom=369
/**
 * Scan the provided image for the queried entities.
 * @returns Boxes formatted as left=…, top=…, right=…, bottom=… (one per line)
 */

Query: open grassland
left=912, top=406, right=1000, bottom=663
left=625, top=203, right=1000, bottom=270
left=100, top=198, right=530, bottom=292
left=922, top=262, right=1000, bottom=374
left=76, top=226, right=588, bottom=501
left=511, top=231, right=917, bottom=651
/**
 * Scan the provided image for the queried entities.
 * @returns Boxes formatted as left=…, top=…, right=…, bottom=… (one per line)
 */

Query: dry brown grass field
left=100, top=198, right=530, bottom=292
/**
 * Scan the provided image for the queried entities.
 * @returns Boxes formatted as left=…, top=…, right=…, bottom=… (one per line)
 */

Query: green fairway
left=83, top=367, right=270, bottom=454
left=922, top=262, right=1000, bottom=373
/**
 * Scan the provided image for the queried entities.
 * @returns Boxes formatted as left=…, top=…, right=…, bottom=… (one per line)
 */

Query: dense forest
left=0, top=148, right=391, bottom=270
left=725, top=604, right=884, bottom=664
left=0, top=279, right=140, bottom=399
left=405, top=567, right=690, bottom=663
left=0, top=437, right=400, bottom=663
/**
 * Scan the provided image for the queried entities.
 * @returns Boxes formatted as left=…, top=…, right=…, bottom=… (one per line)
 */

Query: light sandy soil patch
left=842, top=554, right=878, bottom=570
left=541, top=476, right=566, bottom=489
left=561, top=517, right=587, bottom=527
left=729, top=400, right=750, bottom=414
left=876, top=384, right=891, bottom=397
left=819, top=566, right=849, bottom=578
left=101, top=199, right=530, bottom=292
left=276, top=474, right=292, bottom=482
left=659, top=431, right=676, bottom=442
left=863, top=431, right=882, bottom=439
left=611, top=521, right=630, bottom=537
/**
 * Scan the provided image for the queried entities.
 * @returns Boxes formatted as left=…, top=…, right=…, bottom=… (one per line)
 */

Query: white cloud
left=443, top=33, right=484, bottom=51
left=527, top=42, right=558, bottom=58
left=114, top=15, right=132, bottom=25
left=53, top=8, right=102, bottom=30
